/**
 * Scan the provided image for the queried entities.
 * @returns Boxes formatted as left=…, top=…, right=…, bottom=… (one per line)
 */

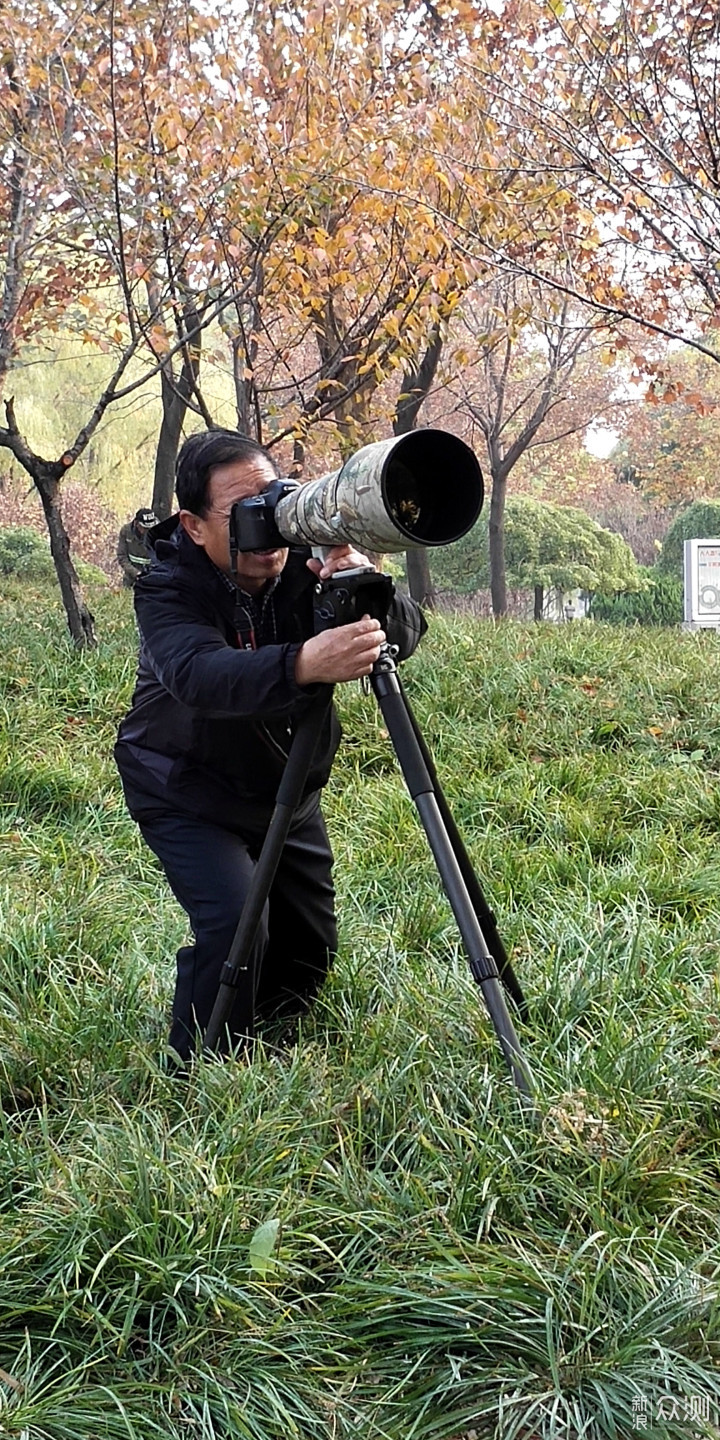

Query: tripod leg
left=396, top=674, right=528, bottom=1021
left=371, top=657, right=533, bottom=1098
left=203, top=688, right=332, bottom=1055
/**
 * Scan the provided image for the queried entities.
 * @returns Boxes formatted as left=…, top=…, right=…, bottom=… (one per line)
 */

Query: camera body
left=228, top=479, right=299, bottom=556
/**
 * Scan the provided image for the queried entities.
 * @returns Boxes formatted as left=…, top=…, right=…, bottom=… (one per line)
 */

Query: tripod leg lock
left=469, top=954, right=500, bottom=985
left=219, top=960, right=248, bottom=989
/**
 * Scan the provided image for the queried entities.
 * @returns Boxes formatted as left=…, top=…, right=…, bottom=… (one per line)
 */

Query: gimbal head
left=312, top=567, right=395, bottom=633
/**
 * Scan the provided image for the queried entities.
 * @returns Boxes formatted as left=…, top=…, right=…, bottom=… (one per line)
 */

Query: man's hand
left=295, top=615, right=385, bottom=685
left=306, top=544, right=374, bottom=581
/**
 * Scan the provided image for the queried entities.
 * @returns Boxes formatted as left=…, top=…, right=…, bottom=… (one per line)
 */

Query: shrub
left=0, top=526, right=53, bottom=577
left=590, top=567, right=683, bottom=625
left=430, top=496, right=641, bottom=597
left=657, top=499, right=720, bottom=578
left=430, top=510, right=490, bottom=595
left=0, top=525, right=108, bottom=586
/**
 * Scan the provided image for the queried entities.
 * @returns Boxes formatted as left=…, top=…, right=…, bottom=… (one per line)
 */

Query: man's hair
left=175, top=430, right=279, bottom=516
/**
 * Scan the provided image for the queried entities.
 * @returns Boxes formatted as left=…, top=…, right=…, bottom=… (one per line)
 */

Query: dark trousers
left=139, top=798, right=337, bottom=1059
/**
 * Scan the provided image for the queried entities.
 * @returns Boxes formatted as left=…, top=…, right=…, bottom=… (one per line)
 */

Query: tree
left=0, top=0, right=277, bottom=637
left=151, top=0, right=516, bottom=594
left=607, top=348, right=720, bottom=509
left=204, top=0, right=495, bottom=478
left=463, top=1, right=720, bottom=368
left=505, top=495, right=641, bottom=615
left=434, top=276, right=629, bottom=614
left=0, top=2, right=205, bottom=637
left=431, top=492, right=640, bottom=614
left=0, top=0, right=584, bottom=642
left=54, top=0, right=263, bottom=518
left=0, top=4, right=111, bottom=642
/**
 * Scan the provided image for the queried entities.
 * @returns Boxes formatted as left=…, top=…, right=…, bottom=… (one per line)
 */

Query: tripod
left=204, top=575, right=532, bottom=1098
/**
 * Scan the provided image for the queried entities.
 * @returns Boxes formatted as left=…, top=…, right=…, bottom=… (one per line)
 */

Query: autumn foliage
left=3, top=0, right=720, bottom=635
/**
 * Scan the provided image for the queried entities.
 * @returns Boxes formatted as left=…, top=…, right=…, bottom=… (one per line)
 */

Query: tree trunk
left=534, top=584, right=544, bottom=621
left=152, top=367, right=187, bottom=519
left=151, top=348, right=203, bottom=519
left=393, top=328, right=443, bottom=608
left=489, top=472, right=507, bottom=616
left=233, top=333, right=261, bottom=440
left=406, top=549, right=436, bottom=607
left=150, top=285, right=203, bottom=520
left=35, top=472, right=96, bottom=647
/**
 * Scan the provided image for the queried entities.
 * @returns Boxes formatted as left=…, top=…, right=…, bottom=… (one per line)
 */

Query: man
left=114, top=429, right=426, bottom=1062
left=117, top=508, right=158, bottom=587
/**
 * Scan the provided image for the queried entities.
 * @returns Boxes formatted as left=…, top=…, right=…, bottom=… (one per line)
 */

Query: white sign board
left=684, top=538, right=720, bottom=628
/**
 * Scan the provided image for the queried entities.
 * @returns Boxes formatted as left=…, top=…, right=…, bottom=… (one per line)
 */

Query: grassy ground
left=1, top=581, right=719, bottom=1439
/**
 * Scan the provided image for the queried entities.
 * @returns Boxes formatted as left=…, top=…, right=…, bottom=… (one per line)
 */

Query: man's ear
left=179, top=509, right=205, bottom=547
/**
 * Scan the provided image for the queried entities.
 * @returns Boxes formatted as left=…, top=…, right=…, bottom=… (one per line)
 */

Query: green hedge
left=657, top=500, right=720, bottom=578
left=590, top=567, right=683, bottom=625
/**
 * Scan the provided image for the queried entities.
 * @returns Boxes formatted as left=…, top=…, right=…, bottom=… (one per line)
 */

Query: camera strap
left=231, top=583, right=279, bottom=652
left=233, top=596, right=256, bottom=650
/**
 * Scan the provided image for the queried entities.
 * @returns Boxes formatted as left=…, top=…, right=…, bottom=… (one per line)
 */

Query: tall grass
left=1, top=580, right=719, bottom=1438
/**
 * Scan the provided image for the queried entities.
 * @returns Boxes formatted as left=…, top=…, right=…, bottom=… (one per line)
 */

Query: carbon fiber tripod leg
left=203, top=687, right=332, bottom=1055
left=396, top=674, right=528, bottom=1020
left=371, top=647, right=532, bottom=1098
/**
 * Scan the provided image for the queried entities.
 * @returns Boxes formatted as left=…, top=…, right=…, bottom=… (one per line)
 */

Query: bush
left=0, top=477, right=120, bottom=580
left=0, top=526, right=53, bottom=578
left=430, top=496, right=641, bottom=598
left=76, top=558, right=110, bottom=586
left=590, top=567, right=683, bottom=625
left=0, top=525, right=108, bottom=586
left=430, top=511, right=490, bottom=594
left=13, top=549, right=57, bottom=582
left=657, top=499, right=720, bottom=578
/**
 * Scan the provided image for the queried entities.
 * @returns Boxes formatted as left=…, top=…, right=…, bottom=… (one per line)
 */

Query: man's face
left=179, top=456, right=288, bottom=593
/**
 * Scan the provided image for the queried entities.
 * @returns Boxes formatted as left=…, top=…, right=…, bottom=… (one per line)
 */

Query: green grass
left=1, top=580, right=720, bottom=1438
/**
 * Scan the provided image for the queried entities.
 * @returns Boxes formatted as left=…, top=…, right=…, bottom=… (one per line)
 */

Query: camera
left=228, top=428, right=484, bottom=557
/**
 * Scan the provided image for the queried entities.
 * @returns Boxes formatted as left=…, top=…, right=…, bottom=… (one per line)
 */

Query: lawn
left=1, top=580, right=719, bottom=1439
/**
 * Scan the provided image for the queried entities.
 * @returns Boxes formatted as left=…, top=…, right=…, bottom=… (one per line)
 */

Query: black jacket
left=115, top=521, right=427, bottom=828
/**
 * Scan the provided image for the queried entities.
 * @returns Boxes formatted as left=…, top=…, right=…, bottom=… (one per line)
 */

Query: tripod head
left=312, top=567, right=395, bottom=634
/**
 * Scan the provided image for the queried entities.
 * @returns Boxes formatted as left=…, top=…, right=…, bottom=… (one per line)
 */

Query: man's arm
left=135, top=542, right=424, bottom=713
left=135, top=577, right=305, bottom=717
left=294, top=615, right=386, bottom=686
